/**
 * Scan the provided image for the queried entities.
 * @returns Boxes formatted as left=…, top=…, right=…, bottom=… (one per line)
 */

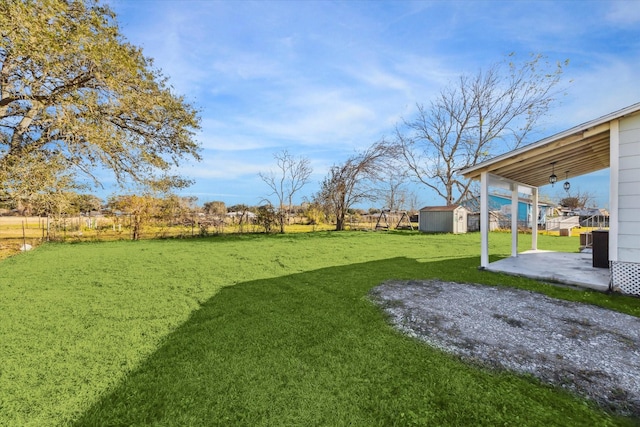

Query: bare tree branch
left=259, top=150, right=312, bottom=233
left=314, top=141, right=397, bottom=231
left=394, top=53, right=567, bottom=205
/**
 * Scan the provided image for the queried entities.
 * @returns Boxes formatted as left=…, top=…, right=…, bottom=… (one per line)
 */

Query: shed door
left=454, top=209, right=466, bottom=234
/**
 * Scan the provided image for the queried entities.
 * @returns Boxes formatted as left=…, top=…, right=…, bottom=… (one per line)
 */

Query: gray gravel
left=370, top=280, right=640, bottom=416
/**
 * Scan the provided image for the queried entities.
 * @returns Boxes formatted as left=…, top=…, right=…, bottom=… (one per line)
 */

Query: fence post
left=22, top=220, right=26, bottom=250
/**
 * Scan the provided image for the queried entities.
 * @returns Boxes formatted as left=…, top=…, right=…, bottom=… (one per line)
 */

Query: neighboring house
left=419, top=205, right=468, bottom=234
left=487, top=193, right=552, bottom=228
left=464, top=194, right=551, bottom=230
left=572, top=208, right=610, bottom=228
left=225, top=211, right=256, bottom=222
left=461, top=102, right=640, bottom=296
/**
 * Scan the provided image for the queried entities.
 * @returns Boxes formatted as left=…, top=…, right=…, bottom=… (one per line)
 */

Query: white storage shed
left=419, top=205, right=468, bottom=234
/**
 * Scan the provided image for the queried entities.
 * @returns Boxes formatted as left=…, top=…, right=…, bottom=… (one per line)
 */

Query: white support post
left=609, top=120, right=619, bottom=262
left=531, top=187, right=539, bottom=251
left=480, top=172, right=489, bottom=268
left=511, top=184, right=518, bottom=257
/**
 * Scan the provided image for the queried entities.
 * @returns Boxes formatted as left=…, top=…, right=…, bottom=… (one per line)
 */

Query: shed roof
left=461, top=102, right=640, bottom=187
left=419, top=205, right=462, bottom=212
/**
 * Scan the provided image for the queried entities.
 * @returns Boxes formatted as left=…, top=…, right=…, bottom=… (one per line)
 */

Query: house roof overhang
left=460, top=102, right=640, bottom=187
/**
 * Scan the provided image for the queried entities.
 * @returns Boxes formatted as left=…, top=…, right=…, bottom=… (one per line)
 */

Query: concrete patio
left=484, top=250, right=611, bottom=292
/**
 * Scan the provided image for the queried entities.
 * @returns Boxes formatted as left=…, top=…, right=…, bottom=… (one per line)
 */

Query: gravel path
left=370, top=280, right=640, bottom=417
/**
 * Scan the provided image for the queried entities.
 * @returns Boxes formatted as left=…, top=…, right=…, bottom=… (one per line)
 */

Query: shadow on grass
left=74, top=256, right=628, bottom=427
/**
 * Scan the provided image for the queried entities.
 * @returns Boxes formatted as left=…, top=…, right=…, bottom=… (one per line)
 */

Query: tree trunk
left=132, top=214, right=141, bottom=240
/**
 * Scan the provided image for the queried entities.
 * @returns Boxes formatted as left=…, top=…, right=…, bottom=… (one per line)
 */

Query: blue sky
left=105, top=0, right=640, bottom=209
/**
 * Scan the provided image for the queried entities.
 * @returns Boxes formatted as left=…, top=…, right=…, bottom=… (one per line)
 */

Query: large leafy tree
left=395, top=53, right=567, bottom=205
left=0, top=0, right=201, bottom=204
left=107, top=194, right=158, bottom=240
left=203, top=201, right=226, bottom=217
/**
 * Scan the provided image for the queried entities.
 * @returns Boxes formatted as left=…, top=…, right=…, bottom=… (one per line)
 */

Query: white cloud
left=606, top=1, right=640, bottom=26
left=210, top=52, right=284, bottom=81
left=550, top=56, right=640, bottom=128
left=197, top=133, right=273, bottom=152
left=243, top=89, right=380, bottom=147
left=184, top=154, right=267, bottom=180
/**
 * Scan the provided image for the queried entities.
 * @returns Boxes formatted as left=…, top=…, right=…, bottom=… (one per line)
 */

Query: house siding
left=618, top=114, right=640, bottom=264
left=618, top=181, right=640, bottom=196
left=487, top=194, right=550, bottom=227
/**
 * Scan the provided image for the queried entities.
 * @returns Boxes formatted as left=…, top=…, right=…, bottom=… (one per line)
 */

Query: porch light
left=563, top=171, right=570, bottom=192
left=549, top=162, right=557, bottom=186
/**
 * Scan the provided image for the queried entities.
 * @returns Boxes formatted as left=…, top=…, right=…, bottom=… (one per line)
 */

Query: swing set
left=374, top=209, right=414, bottom=230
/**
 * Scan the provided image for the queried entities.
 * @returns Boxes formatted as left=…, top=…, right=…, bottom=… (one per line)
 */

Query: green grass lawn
left=1, top=231, right=639, bottom=426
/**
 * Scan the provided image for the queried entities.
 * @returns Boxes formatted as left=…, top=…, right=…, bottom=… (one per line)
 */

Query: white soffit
left=462, top=102, right=640, bottom=187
